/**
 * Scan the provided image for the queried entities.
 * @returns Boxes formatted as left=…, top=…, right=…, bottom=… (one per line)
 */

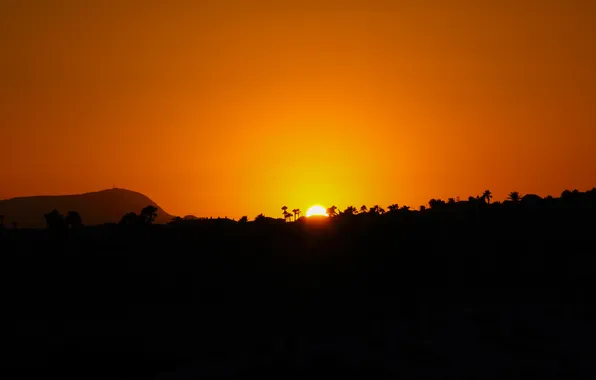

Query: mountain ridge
left=0, top=188, right=174, bottom=228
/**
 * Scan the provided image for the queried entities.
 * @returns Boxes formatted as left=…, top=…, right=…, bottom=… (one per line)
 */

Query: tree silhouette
left=561, top=190, right=573, bottom=200
left=508, top=191, right=521, bottom=203
left=428, top=199, right=444, bottom=209
left=327, top=205, right=338, bottom=217
left=360, top=205, right=368, bottom=214
left=448, top=198, right=456, bottom=204
left=344, top=206, right=357, bottom=215
left=45, top=209, right=66, bottom=230
left=239, top=216, right=248, bottom=223
left=432, top=199, right=447, bottom=209
left=292, top=209, right=301, bottom=221
left=419, top=205, right=426, bottom=212
left=283, top=210, right=293, bottom=222
left=387, top=204, right=399, bottom=212
left=141, top=206, right=158, bottom=225
left=482, top=190, right=492, bottom=204
left=65, top=211, right=83, bottom=229
left=120, top=212, right=139, bottom=226
left=400, top=205, right=410, bottom=212
left=281, top=206, right=288, bottom=219
left=254, top=213, right=266, bottom=223
left=370, top=205, right=385, bottom=215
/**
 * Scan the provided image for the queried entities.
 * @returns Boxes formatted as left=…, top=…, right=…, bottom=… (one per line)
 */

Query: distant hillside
left=0, top=189, right=174, bottom=228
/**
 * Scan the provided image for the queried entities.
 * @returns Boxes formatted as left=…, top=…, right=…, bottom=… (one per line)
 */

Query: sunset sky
left=1, top=0, right=595, bottom=219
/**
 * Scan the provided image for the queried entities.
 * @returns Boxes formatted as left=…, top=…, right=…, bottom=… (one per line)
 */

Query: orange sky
left=1, top=0, right=595, bottom=219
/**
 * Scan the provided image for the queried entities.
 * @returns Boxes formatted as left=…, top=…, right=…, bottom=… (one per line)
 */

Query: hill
left=0, top=188, right=173, bottom=228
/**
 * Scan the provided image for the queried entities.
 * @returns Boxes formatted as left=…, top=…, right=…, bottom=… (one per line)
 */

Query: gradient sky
left=1, top=0, right=595, bottom=218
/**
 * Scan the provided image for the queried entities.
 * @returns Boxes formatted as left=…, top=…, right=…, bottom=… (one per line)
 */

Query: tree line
left=274, top=188, right=596, bottom=222
left=0, top=188, right=595, bottom=232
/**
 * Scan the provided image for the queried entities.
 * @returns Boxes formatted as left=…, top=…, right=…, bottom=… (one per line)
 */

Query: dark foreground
left=2, top=204, right=596, bottom=378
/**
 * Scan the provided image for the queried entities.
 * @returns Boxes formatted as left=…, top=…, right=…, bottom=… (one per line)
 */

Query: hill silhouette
left=0, top=188, right=173, bottom=228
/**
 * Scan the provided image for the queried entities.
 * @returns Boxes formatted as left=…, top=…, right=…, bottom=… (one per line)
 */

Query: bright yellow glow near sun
left=306, top=205, right=328, bottom=217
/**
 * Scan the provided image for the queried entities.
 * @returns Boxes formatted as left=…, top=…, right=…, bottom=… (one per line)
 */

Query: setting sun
left=306, top=205, right=328, bottom=218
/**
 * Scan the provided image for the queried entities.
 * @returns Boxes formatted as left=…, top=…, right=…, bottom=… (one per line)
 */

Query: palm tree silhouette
left=370, top=205, right=385, bottom=214
left=281, top=206, right=288, bottom=219
left=387, top=204, right=399, bottom=212
left=482, top=190, right=492, bottom=204
left=283, top=210, right=293, bottom=222
left=292, top=209, right=300, bottom=221
left=507, top=191, right=521, bottom=203
left=360, top=205, right=368, bottom=214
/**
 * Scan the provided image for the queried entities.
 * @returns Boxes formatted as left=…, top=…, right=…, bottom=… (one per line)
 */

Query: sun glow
left=306, top=205, right=328, bottom=217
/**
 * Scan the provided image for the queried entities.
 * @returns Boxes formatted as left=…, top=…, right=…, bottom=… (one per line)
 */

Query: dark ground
left=1, top=202, right=596, bottom=379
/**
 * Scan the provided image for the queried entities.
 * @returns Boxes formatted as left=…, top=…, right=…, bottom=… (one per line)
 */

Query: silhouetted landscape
left=2, top=187, right=596, bottom=378
left=0, top=188, right=172, bottom=229
left=4, top=0, right=596, bottom=377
